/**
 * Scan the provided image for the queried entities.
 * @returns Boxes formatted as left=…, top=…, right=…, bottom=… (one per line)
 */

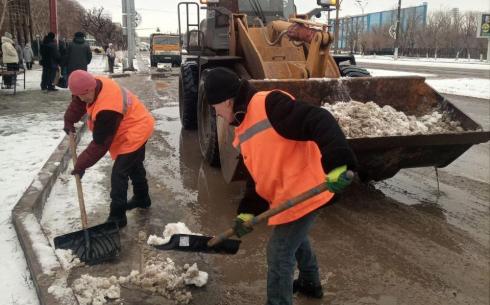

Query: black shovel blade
left=152, top=234, right=241, bottom=255
left=54, top=222, right=121, bottom=265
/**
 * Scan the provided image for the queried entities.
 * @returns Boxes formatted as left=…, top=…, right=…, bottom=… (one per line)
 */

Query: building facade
left=332, top=3, right=428, bottom=50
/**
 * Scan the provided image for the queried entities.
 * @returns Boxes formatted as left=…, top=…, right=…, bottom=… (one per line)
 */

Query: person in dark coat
left=40, top=32, right=60, bottom=91
left=58, top=38, right=68, bottom=87
left=66, top=32, right=92, bottom=78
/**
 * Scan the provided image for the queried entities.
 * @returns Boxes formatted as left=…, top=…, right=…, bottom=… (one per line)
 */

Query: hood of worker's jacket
left=2, top=36, right=14, bottom=44
left=24, top=43, right=31, bottom=48
left=73, top=36, right=86, bottom=44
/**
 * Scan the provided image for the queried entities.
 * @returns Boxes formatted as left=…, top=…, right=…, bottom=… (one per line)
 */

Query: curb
left=11, top=128, right=86, bottom=305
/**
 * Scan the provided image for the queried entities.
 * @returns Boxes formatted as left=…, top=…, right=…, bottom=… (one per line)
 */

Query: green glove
left=233, top=213, right=254, bottom=238
left=326, top=165, right=353, bottom=193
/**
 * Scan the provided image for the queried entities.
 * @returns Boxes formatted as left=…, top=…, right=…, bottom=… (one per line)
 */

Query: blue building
left=332, top=3, right=428, bottom=50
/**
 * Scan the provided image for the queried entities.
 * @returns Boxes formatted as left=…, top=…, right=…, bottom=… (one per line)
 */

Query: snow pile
left=71, top=256, right=208, bottom=305
left=119, top=257, right=208, bottom=304
left=55, top=249, right=83, bottom=270
left=72, top=274, right=121, bottom=305
left=323, top=101, right=465, bottom=138
left=147, top=222, right=201, bottom=246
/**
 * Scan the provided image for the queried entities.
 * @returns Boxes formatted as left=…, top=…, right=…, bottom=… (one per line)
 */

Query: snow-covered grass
left=0, top=54, right=107, bottom=305
left=367, top=68, right=436, bottom=78
left=357, top=55, right=490, bottom=70
left=0, top=113, right=64, bottom=305
left=367, top=68, right=490, bottom=99
left=426, top=78, right=490, bottom=100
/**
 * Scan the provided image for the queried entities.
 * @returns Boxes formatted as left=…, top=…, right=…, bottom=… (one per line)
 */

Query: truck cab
left=149, top=33, right=182, bottom=67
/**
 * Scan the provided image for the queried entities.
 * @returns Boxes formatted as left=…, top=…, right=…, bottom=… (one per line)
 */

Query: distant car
left=149, top=33, right=181, bottom=67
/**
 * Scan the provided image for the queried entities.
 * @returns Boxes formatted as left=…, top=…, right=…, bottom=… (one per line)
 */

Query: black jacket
left=234, top=81, right=358, bottom=216
left=66, top=36, right=92, bottom=75
left=40, top=38, right=60, bottom=68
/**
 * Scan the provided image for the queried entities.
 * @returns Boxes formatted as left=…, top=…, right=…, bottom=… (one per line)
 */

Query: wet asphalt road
left=71, top=54, right=489, bottom=305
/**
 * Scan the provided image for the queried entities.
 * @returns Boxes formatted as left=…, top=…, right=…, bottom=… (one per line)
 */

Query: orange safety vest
left=233, top=90, right=334, bottom=225
left=87, top=77, right=155, bottom=159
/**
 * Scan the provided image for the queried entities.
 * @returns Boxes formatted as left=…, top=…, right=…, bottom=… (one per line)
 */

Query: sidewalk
left=0, top=55, right=107, bottom=305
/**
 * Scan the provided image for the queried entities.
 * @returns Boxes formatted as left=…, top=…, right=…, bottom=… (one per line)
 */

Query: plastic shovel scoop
left=54, top=133, right=121, bottom=264
left=152, top=171, right=353, bottom=255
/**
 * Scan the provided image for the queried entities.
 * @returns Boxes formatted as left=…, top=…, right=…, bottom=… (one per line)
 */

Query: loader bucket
left=220, top=76, right=490, bottom=182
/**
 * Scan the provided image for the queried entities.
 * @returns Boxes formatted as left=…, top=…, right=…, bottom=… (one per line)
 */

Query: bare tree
left=81, top=7, right=124, bottom=48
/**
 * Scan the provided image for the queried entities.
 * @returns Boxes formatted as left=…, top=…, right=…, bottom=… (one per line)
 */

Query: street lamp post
left=394, top=0, right=401, bottom=59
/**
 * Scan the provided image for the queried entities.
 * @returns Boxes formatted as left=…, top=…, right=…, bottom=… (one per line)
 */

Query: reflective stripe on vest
left=233, top=90, right=333, bottom=226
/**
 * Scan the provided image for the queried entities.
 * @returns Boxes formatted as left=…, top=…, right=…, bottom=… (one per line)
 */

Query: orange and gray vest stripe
left=233, top=90, right=333, bottom=225
left=86, top=76, right=155, bottom=159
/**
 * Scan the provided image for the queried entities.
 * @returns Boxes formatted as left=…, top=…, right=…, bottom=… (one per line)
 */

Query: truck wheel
left=179, top=62, right=198, bottom=129
left=339, top=65, right=371, bottom=77
left=197, top=79, right=220, bottom=167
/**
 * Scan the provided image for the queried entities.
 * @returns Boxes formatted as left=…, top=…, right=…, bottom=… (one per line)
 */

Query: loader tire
left=179, top=62, right=199, bottom=129
left=197, top=79, right=220, bottom=167
left=339, top=65, right=371, bottom=77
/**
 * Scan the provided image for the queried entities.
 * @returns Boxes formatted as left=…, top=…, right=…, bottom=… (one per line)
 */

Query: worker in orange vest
left=203, top=67, right=357, bottom=305
left=63, top=70, right=155, bottom=228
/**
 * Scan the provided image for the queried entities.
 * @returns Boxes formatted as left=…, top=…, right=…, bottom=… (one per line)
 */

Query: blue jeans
left=266, top=211, right=320, bottom=305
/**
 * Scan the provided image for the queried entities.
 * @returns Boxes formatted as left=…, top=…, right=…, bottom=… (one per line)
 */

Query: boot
left=106, top=205, right=127, bottom=228
left=126, top=195, right=151, bottom=210
left=293, top=279, right=324, bottom=299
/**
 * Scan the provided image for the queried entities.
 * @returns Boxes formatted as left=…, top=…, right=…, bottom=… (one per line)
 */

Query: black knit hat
left=74, top=32, right=85, bottom=38
left=204, top=67, right=241, bottom=105
left=47, top=32, right=55, bottom=40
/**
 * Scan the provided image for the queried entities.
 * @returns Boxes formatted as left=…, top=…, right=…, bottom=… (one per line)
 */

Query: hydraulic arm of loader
left=229, top=14, right=340, bottom=79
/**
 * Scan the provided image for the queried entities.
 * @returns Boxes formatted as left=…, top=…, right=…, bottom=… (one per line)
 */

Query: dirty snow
left=70, top=257, right=208, bottom=305
left=73, top=274, right=121, bottom=305
left=54, top=249, right=83, bottom=271
left=323, top=101, right=466, bottom=138
left=118, top=256, right=207, bottom=304
left=147, top=222, right=201, bottom=246
left=47, top=276, right=78, bottom=305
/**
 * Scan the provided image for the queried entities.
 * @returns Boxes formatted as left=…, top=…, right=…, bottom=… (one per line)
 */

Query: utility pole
left=334, top=0, right=340, bottom=53
left=393, top=0, right=401, bottom=59
left=122, top=0, right=136, bottom=70
left=49, top=0, right=57, bottom=34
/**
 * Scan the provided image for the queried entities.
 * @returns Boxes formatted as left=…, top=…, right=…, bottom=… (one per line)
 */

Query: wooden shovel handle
left=69, top=133, right=89, bottom=229
left=208, top=171, right=354, bottom=247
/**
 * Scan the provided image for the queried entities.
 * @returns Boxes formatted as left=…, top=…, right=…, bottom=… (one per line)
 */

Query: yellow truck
left=149, top=33, right=181, bottom=67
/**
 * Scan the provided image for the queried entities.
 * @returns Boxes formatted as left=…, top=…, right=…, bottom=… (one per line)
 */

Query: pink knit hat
left=68, top=70, right=96, bottom=95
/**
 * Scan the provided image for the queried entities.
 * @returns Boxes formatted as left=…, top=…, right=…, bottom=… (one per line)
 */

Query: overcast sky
left=78, top=0, right=490, bottom=37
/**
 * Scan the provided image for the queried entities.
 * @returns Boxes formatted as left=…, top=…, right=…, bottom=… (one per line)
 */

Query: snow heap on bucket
left=323, top=101, right=466, bottom=138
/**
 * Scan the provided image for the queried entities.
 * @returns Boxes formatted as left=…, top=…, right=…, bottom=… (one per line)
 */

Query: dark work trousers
left=108, top=57, right=115, bottom=74
left=26, top=61, right=33, bottom=70
left=2, top=63, right=18, bottom=87
left=110, top=143, right=148, bottom=214
left=41, top=65, right=56, bottom=90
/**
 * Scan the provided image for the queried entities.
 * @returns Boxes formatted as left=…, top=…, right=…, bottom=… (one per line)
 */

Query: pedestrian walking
left=203, top=67, right=358, bottom=305
left=63, top=70, right=155, bottom=227
left=58, top=38, right=68, bottom=87
left=66, top=32, right=92, bottom=79
left=1, top=32, right=19, bottom=89
left=106, top=43, right=116, bottom=74
left=23, top=43, right=34, bottom=70
left=15, top=41, right=23, bottom=68
left=40, top=32, right=60, bottom=91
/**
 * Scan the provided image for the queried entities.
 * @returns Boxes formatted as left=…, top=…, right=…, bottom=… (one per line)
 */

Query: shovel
left=152, top=171, right=354, bottom=255
left=54, top=133, right=121, bottom=265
